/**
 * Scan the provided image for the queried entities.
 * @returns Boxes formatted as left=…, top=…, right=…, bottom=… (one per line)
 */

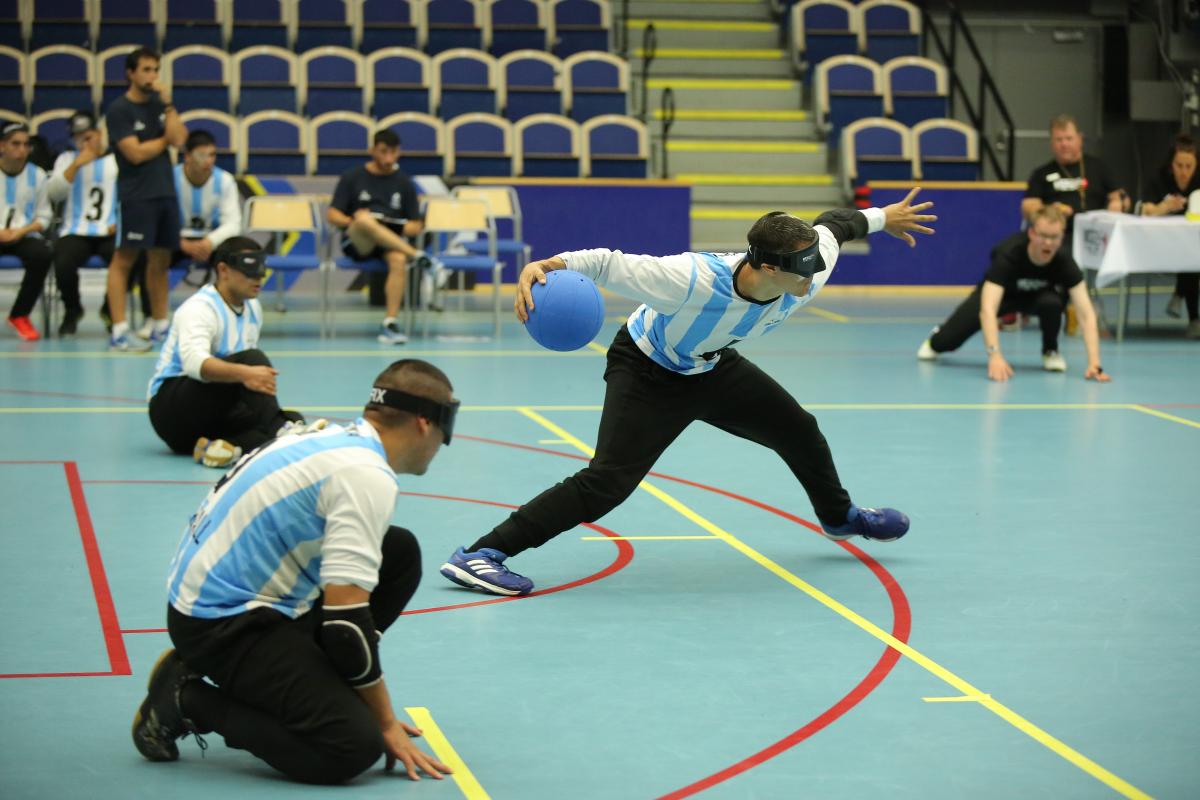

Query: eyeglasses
left=1031, top=230, right=1063, bottom=243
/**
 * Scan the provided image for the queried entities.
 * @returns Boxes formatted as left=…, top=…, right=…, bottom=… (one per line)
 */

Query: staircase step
left=666, top=141, right=825, bottom=173
left=626, top=18, right=780, bottom=49
left=624, top=0, right=774, bottom=21
left=682, top=178, right=845, bottom=205
left=643, top=78, right=802, bottom=110
left=653, top=108, right=815, bottom=139
left=637, top=50, right=795, bottom=79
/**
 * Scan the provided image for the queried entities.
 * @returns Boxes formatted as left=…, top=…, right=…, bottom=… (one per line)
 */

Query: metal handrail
left=637, top=22, right=657, bottom=122
left=659, top=86, right=676, bottom=179
left=616, top=0, right=631, bottom=58
left=920, top=0, right=1016, bottom=180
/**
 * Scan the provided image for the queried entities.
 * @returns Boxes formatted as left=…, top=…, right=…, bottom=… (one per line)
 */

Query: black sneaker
left=58, top=308, right=83, bottom=337
left=131, top=649, right=201, bottom=762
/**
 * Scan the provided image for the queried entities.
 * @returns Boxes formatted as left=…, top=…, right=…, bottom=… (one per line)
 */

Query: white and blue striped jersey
left=173, top=163, right=242, bottom=247
left=47, top=151, right=118, bottom=238
left=147, top=284, right=263, bottom=399
left=167, top=419, right=401, bottom=619
left=0, top=161, right=51, bottom=233
left=560, top=208, right=885, bottom=375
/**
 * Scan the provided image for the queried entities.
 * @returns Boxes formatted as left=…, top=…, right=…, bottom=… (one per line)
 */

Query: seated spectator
left=326, top=130, right=424, bottom=345
left=918, top=206, right=1112, bottom=383
left=1021, top=114, right=1129, bottom=236
left=47, top=110, right=119, bottom=336
left=1139, top=133, right=1200, bottom=339
left=1, top=122, right=52, bottom=341
left=147, top=237, right=304, bottom=468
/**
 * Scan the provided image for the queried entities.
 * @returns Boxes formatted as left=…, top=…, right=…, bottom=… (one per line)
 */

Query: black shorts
left=117, top=196, right=181, bottom=250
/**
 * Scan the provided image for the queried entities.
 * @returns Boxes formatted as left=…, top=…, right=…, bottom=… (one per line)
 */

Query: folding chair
left=422, top=195, right=502, bottom=337
left=451, top=184, right=528, bottom=276
left=242, top=195, right=328, bottom=334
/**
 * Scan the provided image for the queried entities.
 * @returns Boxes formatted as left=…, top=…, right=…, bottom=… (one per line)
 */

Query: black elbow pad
left=319, top=603, right=382, bottom=688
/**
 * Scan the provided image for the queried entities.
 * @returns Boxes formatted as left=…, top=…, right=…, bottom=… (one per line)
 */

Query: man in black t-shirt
left=104, top=46, right=187, bottom=352
left=327, top=130, right=424, bottom=345
left=1021, top=114, right=1128, bottom=236
left=918, top=206, right=1112, bottom=382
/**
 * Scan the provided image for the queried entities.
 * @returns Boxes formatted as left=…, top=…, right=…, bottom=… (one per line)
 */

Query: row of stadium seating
left=8, top=107, right=649, bottom=179
left=0, top=45, right=628, bottom=122
left=842, top=116, right=978, bottom=192
left=791, top=0, right=921, bottom=79
left=0, top=0, right=610, bottom=57
left=814, top=55, right=946, bottom=145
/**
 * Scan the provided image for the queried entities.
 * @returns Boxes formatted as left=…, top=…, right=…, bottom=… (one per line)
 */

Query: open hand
left=1084, top=365, right=1111, bottom=382
left=987, top=354, right=1014, bottom=382
left=382, top=720, right=451, bottom=781
left=882, top=187, right=937, bottom=247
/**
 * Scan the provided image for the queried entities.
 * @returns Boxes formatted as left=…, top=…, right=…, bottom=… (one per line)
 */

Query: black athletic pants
left=53, top=234, right=114, bottom=314
left=1, top=237, right=53, bottom=319
left=169, top=526, right=422, bottom=785
left=148, top=349, right=293, bottom=454
left=929, top=286, right=1066, bottom=355
left=1175, top=273, right=1199, bottom=322
left=471, top=325, right=853, bottom=557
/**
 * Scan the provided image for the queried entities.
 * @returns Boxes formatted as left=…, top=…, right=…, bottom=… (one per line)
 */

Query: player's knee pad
left=319, top=603, right=382, bottom=688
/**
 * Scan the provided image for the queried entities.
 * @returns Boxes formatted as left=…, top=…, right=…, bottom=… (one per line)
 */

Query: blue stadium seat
left=234, top=46, right=298, bottom=114
left=447, top=112, right=512, bottom=176
left=912, top=117, right=979, bottom=181
left=582, top=114, right=646, bottom=178
left=240, top=110, right=308, bottom=174
left=514, top=113, right=580, bottom=177
left=792, top=0, right=860, bottom=84
left=859, top=0, right=920, bottom=64
left=380, top=111, right=445, bottom=174
left=499, top=49, right=561, bottom=121
left=360, top=0, right=424, bottom=53
left=367, top=48, right=432, bottom=116
left=564, top=51, right=626, bottom=122
left=488, top=0, right=550, bottom=56
left=310, top=111, right=373, bottom=175
left=433, top=48, right=497, bottom=119
left=0, top=46, right=24, bottom=114
left=163, top=0, right=224, bottom=50
left=163, top=46, right=230, bottom=113
left=426, top=0, right=486, bottom=55
left=29, top=46, right=94, bottom=114
left=180, top=108, right=238, bottom=173
left=301, top=47, right=365, bottom=115
left=97, top=0, right=158, bottom=51
left=552, top=0, right=610, bottom=58
left=98, top=45, right=132, bottom=111
left=883, top=55, right=947, bottom=127
left=295, top=0, right=354, bottom=52
left=31, top=108, right=75, bottom=152
left=0, top=0, right=22, bottom=50
left=814, top=54, right=883, bottom=146
left=30, top=0, right=91, bottom=50
left=840, top=116, right=912, bottom=189
left=230, top=0, right=288, bottom=51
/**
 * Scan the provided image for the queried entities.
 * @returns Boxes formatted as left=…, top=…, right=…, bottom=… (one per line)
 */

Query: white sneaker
left=136, top=320, right=154, bottom=340
left=1042, top=351, right=1067, bottom=372
left=108, top=330, right=153, bottom=352
left=378, top=321, right=408, bottom=345
left=276, top=418, right=329, bottom=438
left=193, top=437, right=243, bottom=468
left=916, top=339, right=938, bottom=361
left=1166, top=294, right=1183, bottom=319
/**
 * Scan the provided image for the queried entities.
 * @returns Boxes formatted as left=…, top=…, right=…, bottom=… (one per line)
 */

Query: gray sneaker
left=1042, top=350, right=1067, bottom=372
left=108, top=330, right=152, bottom=352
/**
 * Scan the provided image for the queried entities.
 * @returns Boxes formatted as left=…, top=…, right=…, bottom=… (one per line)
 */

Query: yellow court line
left=580, top=535, right=720, bottom=541
left=586, top=341, right=609, bottom=355
left=403, top=707, right=489, bottom=800
left=923, top=695, right=992, bottom=703
left=1128, top=404, right=1200, bottom=430
left=538, top=438, right=572, bottom=444
left=516, top=408, right=1152, bottom=800
left=802, top=306, right=850, bottom=323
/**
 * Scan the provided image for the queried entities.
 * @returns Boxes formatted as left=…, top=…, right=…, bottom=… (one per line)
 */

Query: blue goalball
left=524, top=270, right=605, bottom=352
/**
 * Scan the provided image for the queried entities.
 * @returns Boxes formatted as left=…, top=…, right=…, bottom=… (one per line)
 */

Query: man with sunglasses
left=133, top=359, right=458, bottom=786
left=439, top=188, right=936, bottom=597
left=918, top=205, right=1111, bottom=383
left=146, top=237, right=302, bottom=467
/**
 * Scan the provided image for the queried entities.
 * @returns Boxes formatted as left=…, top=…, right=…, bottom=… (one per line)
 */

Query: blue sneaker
left=440, top=546, right=533, bottom=596
left=108, top=330, right=152, bottom=352
left=821, top=505, right=910, bottom=542
left=149, top=325, right=171, bottom=345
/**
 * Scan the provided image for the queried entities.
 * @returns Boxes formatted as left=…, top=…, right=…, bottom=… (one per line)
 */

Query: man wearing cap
left=46, top=110, right=119, bottom=336
left=104, top=46, right=187, bottom=351
left=1, top=121, right=53, bottom=342
left=146, top=237, right=302, bottom=468
left=438, top=190, right=935, bottom=598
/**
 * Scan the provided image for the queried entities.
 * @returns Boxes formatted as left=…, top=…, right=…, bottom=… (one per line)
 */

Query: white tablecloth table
left=1072, top=211, right=1200, bottom=340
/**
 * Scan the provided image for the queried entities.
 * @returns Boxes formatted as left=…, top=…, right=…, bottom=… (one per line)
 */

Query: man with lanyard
left=132, top=359, right=457, bottom=786
left=105, top=46, right=187, bottom=352
left=1022, top=114, right=1128, bottom=226
left=918, top=205, right=1112, bottom=382
left=147, top=237, right=303, bottom=468
left=46, top=110, right=118, bottom=336
left=439, top=189, right=936, bottom=596
left=1, top=122, right=53, bottom=342
left=327, top=129, right=423, bottom=345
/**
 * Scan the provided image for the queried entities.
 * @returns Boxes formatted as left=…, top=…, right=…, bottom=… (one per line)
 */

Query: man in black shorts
left=104, top=46, right=186, bottom=351
left=327, top=130, right=423, bottom=345
left=918, top=205, right=1112, bottom=382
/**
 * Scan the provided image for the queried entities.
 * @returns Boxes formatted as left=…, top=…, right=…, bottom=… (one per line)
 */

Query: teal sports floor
left=1, top=285, right=1197, bottom=799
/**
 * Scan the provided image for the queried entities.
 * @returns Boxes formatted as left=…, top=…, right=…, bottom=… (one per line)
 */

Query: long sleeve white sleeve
left=206, top=173, right=243, bottom=248
left=174, top=300, right=221, bottom=380
left=45, top=152, right=74, bottom=202
left=32, top=170, right=53, bottom=230
left=557, top=248, right=701, bottom=315
left=318, top=464, right=400, bottom=591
